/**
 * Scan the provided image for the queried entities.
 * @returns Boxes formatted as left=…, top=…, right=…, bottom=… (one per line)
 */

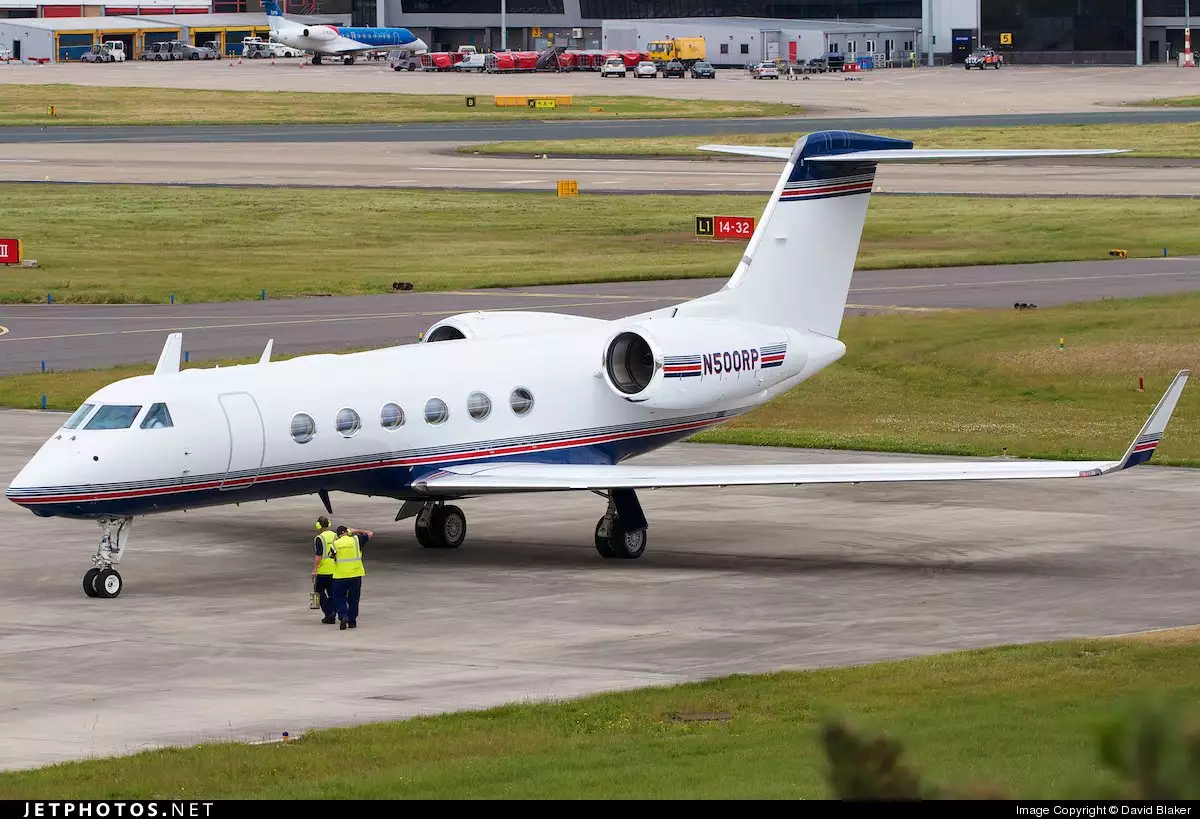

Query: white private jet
left=263, top=0, right=427, bottom=66
left=5, top=131, right=1189, bottom=600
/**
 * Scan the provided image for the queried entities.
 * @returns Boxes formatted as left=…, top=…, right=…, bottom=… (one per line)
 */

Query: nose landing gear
left=83, top=517, right=132, bottom=598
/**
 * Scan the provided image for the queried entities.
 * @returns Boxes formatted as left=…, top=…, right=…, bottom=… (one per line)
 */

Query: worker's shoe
left=339, top=620, right=347, bottom=630
left=348, top=622, right=357, bottom=629
left=321, top=616, right=335, bottom=624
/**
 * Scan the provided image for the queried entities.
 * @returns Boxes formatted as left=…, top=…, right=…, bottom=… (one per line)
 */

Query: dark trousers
left=332, top=576, right=362, bottom=624
left=313, top=574, right=334, bottom=619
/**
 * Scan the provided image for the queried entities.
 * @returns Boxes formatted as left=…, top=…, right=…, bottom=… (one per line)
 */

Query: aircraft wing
left=412, top=370, right=1188, bottom=494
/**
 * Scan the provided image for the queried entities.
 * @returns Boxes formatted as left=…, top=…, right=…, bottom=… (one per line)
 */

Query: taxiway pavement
left=3, top=258, right=1198, bottom=376
left=2, top=410, right=1197, bottom=771
left=3, top=141, right=1197, bottom=196
left=1, top=61, right=1196, bottom=116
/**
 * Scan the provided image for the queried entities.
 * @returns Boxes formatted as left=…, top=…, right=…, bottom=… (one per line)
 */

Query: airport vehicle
left=81, top=41, right=126, bottom=63
left=390, top=50, right=422, bottom=71
left=0, top=45, right=11, bottom=61
left=269, top=39, right=304, bottom=57
left=647, top=36, right=705, bottom=68
left=8, top=130, right=1185, bottom=602
left=601, top=57, right=626, bottom=77
left=141, top=40, right=184, bottom=61
left=634, top=60, right=657, bottom=78
left=243, top=40, right=275, bottom=59
left=181, top=41, right=219, bottom=60
left=690, top=60, right=715, bottom=78
left=454, top=53, right=487, bottom=72
left=662, top=59, right=686, bottom=77
left=751, top=61, right=780, bottom=79
left=965, top=47, right=1002, bottom=69
left=263, top=0, right=426, bottom=65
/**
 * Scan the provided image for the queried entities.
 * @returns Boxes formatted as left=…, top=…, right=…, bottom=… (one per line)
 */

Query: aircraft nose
left=413, top=38, right=428, bottom=53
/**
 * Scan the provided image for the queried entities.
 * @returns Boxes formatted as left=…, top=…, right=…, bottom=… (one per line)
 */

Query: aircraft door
left=217, top=392, right=266, bottom=491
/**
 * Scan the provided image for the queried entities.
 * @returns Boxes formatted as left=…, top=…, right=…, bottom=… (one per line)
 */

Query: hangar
left=601, top=17, right=918, bottom=68
left=0, top=15, right=181, bottom=61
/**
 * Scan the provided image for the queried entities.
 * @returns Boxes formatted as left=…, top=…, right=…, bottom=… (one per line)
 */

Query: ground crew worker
left=312, top=516, right=337, bottom=624
left=331, top=524, right=372, bottom=630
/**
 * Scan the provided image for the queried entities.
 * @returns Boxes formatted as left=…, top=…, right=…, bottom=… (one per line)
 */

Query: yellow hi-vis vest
left=331, top=534, right=365, bottom=580
left=316, top=529, right=336, bottom=575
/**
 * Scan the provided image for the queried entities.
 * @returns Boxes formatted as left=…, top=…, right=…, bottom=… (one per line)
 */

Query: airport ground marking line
left=0, top=298, right=674, bottom=344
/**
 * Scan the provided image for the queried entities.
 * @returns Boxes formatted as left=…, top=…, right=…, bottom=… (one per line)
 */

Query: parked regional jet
left=5, top=131, right=1189, bottom=599
left=264, top=0, right=427, bottom=65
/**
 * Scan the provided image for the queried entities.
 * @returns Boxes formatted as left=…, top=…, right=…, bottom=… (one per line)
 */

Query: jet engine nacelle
left=302, top=26, right=337, bottom=41
left=422, top=311, right=606, bottom=343
left=601, top=318, right=844, bottom=410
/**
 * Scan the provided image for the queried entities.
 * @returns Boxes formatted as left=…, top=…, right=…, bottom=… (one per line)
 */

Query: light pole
left=1187, top=0, right=1194, bottom=67
left=501, top=0, right=507, bottom=51
left=1136, top=0, right=1143, bottom=66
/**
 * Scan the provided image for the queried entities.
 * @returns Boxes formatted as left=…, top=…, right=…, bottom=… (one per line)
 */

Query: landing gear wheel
left=594, top=518, right=617, bottom=558
left=83, top=568, right=101, bottom=598
left=608, top=518, right=647, bottom=559
left=95, top=568, right=122, bottom=599
left=432, top=505, right=466, bottom=549
left=415, top=517, right=436, bottom=548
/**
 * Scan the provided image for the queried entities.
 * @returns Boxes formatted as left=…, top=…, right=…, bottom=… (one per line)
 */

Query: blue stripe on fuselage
left=15, top=425, right=709, bottom=520
left=338, top=28, right=418, bottom=47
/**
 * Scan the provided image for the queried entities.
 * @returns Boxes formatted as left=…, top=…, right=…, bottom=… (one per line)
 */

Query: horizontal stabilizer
left=696, top=145, right=1128, bottom=162
left=412, top=371, right=1187, bottom=494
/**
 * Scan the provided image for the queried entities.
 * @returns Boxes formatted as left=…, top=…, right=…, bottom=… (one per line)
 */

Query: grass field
left=460, top=122, right=1200, bottom=158
left=1136, top=96, right=1200, bottom=107
left=1, top=628, right=1197, bottom=798
left=0, top=84, right=797, bottom=126
left=6, top=294, right=1199, bottom=466
left=2, top=185, right=1199, bottom=304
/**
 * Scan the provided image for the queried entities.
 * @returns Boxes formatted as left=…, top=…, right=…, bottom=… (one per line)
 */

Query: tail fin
left=263, top=0, right=286, bottom=32
left=662, top=130, right=1126, bottom=338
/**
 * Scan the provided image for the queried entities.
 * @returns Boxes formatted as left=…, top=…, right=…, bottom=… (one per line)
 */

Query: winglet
left=153, top=332, right=182, bottom=376
left=1111, top=370, right=1190, bottom=471
left=259, top=338, right=274, bottom=365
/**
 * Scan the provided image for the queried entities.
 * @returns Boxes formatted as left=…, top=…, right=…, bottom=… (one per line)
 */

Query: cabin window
left=140, top=403, right=174, bottom=429
left=84, top=405, right=143, bottom=431
left=424, top=397, right=449, bottom=425
left=509, top=387, right=534, bottom=416
left=335, top=408, right=361, bottom=438
left=63, top=403, right=96, bottom=430
left=380, top=403, right=405, bottom=430
left=467, top=391, right=492, bottom=421
left=291, top=413, right=316, bottom=444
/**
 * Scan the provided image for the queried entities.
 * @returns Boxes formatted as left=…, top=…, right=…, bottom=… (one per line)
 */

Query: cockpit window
left=140, top=403, right=173, bottom=429
left=84, top=405, right=143, bottom=431
left=63, top=403, right=95, bottom=430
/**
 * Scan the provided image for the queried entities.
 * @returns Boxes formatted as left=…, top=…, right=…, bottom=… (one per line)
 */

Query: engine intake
left=606, top=332, right=655, bottom=395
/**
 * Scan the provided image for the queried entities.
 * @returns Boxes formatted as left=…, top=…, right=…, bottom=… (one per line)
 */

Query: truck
left=81, top=41, right=126, bottom=63
left=647, top=37, right=705, bottom=68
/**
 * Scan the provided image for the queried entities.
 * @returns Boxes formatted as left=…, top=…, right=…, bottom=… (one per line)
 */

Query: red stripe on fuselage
left=12, top=416, right=720, bottom=505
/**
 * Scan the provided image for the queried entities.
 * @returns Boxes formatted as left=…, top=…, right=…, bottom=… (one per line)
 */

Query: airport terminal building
left=0, top=0, right=1194, bottom=65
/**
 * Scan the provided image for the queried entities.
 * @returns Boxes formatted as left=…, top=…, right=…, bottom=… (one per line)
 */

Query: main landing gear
left=83, top=517, right=131, bottom=599
left=593, top=489, right=648, bottom=559
left=397, top=489, right=649, bottom=559
left=399, top=501, right=467, bottom=549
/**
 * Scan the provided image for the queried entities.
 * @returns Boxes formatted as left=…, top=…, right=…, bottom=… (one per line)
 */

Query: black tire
left=407, top=63, right=416, bottom=71
left=608, top=518, right=647, bottom=560
left=594, top=518, right=617, bottom=558
left=252, top=52, right=262, bottom=59
left=95, top=568, right=122, bottom=599
left=190, top=53, right=199, bottom=60
left=83, top=568, right=101, bottom=598
left=433, top=505, right=466, bottom=549
left=415, top=517, right=436, bottom=548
